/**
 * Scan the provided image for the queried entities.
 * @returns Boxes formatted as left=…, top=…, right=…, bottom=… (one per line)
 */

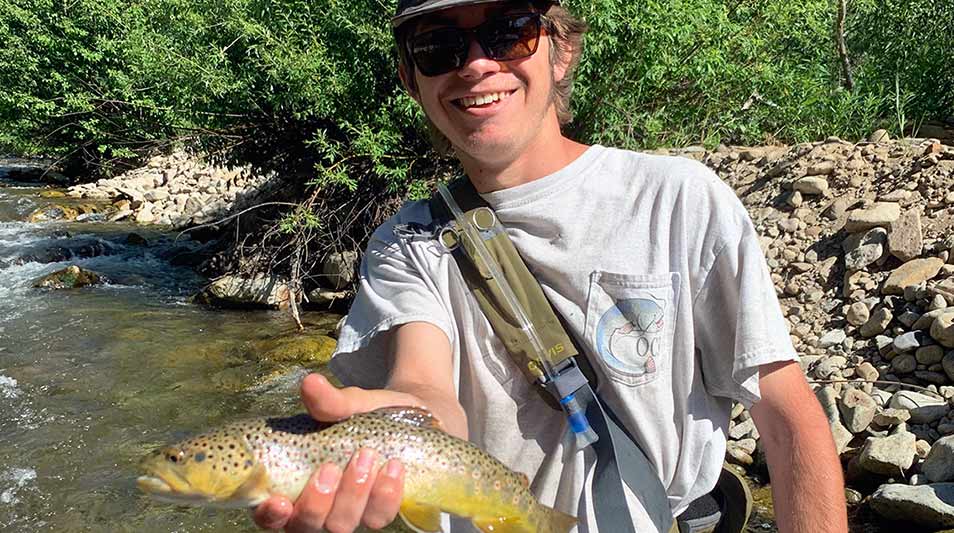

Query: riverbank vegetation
left=2, top=0, right=952, bottom=278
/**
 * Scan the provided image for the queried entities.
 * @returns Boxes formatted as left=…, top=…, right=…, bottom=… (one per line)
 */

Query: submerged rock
left=32, top=265, right=105, bottom=289
left=250, top=330, right=337, bottom=366
left=197, top=274, right=290, bottom=309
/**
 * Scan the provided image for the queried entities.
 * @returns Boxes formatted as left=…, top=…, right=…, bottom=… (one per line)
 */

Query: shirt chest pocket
left=583, top=271, right=681, bottom=387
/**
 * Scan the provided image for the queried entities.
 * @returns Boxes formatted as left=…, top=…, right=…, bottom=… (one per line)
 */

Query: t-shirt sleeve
left=328, top=214, right=455, bottom=390
left=692, top=209, right=798, bottom=408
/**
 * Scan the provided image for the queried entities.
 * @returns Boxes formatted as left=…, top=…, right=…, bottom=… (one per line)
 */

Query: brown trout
left=138, top=407, right=576, bottom=533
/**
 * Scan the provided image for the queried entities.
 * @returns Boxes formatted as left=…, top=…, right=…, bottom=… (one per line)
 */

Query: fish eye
left=165, top=449, right=185, bottom=463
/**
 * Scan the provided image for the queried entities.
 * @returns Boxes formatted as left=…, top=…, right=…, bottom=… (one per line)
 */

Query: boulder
left=321, top=251, right=359, bottom=290
left=932, top=311, right=954, bottom=348
left=845, top=202, right=901, bottom=232
left=888, top=391, right=949, bottom=424
left=923, top=436, right=954, bottom=482
left=793, top=176, right=829, bottom=195
left=26, top=204, right=80, bottom=222
left=860, top=306, right=893, bottom=338
left=882, top=258, right=945, bottom=295
left=888, top=209, right=923, bottom=262
left=843, top=227, right=887, bottom=271
left=250, top=330, right=337, bottom=366
left=838, top=388, right=877, bottom=433
left=857, top=430, right=917, bottom=475
left=32, top=265, right=105, bottom=289
left=869, top=483, right=954, bottom=529
left=199, top=275, right=290, bottom=309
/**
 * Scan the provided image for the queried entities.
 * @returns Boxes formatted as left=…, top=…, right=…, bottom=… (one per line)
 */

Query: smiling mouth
left=452, top=90, right=516, bottom=110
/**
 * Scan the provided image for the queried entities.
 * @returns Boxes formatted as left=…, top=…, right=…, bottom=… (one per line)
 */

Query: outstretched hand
left=252, top=373, right=409, bottom=532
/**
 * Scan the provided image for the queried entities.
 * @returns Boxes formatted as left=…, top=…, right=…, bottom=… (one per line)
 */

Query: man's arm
left=749, top=360, right=847, bottom=533
left=253, top=321, right=462, bottom=532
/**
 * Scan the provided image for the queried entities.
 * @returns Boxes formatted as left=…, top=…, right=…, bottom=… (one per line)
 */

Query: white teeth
left=458, top=91, right=510, bottom=108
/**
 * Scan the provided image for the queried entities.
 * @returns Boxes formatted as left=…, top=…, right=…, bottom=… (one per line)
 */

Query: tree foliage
left=0, top=0, right=951, bottom=186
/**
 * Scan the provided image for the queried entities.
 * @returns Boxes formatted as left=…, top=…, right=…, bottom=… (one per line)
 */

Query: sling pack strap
left=428, top=177, right=676, bottom=532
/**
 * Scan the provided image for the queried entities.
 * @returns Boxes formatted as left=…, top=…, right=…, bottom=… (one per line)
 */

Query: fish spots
left=194, top=452, right=206, bottom=463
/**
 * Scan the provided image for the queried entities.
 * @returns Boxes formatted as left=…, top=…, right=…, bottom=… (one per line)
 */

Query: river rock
left=891, top=353, right=917, bottom=374
left=32, top=265, right=105, bottom=289
left=839, top=388, right=877, bottom=433
left=845, top=202, right=901, bottom=232
left=200, top=274, right=290, bottom=309
left=932, top=311, right=954, bottom=348
left=935, top=279, right=954, bottom=303
left=870, top=483, right=954, bottom=528
left=882, top=258, right=945, bottom=295
left=923, top=436, right=954, bottom=482
left=27, top=204, right=80, bottom=222
left=843, top=228, right=887, bottom=271
left=847, top=302, right=870, bottom=326
left=917, top=345, right=946, bottom=365
left=861, top=307, right=893, bottom=338
left=793, top=176, right=829, bottom=195
left=321, top=251, right=359, bottom=290
left=869, top=129, right=890, bottom=143
left=888, top=209, right=923, bottom=262
left=874, top=409, right=910, bottom=427
left=250, top=330, right=337, bottom=365
left=894, top=330, right=932, bottom=353
left=888, top=391, right=949, bottom=424
left=818, top=329, right=847, bottom=349
left=857, top=429, right=916, bottom=475
left=915, top=308, right=951, bottom=331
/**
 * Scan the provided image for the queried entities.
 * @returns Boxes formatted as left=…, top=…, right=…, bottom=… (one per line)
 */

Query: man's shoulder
left=369, top=198, right=433, bottom=242
left=593, top=145, right=733, bottom=202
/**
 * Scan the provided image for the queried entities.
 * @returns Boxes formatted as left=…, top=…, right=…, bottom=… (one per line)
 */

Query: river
left=0, top=165, right=338, bottom=532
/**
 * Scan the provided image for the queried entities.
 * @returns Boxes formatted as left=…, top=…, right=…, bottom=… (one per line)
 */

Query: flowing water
left=0, top=165, right=338, bottom=532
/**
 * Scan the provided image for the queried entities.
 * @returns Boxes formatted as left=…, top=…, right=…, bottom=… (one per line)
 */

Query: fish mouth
left=137, top=475, right=213, bottom=506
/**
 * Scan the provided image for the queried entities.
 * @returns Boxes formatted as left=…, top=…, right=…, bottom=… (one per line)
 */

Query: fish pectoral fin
left=228, top=463, right=272, bottom=507
left=472, top=515, right=530, bottom=533
left=398, top=501, right=443, bottom=532
left=369, top=406, right=444, bottom=430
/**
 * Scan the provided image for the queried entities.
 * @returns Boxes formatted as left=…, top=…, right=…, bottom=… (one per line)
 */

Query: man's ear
left=551, top=39, right=571, bottom=83
left=399, top=63, right=420, bottom=101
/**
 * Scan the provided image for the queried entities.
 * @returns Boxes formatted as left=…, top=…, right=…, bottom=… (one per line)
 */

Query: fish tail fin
left=537, top=504, right=576, bottom=533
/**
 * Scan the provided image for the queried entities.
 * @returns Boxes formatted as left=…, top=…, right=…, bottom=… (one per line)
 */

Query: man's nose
left=457, top=37, right=502, bottom=80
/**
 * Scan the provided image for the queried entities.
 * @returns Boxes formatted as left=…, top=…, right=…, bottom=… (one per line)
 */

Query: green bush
left=0, top=0, right=951, bottom=185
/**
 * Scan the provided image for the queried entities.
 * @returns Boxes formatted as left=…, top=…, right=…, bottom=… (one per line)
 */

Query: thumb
left=300, top=373, right=425, bottom=422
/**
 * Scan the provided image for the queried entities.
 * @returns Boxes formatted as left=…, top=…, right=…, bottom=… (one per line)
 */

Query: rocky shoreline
left=18, top=129, right=954, bottom=528
left=656, top=131, right=954, bottom=529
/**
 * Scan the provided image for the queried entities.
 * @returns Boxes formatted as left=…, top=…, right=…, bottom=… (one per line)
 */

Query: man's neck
left=458, top=130, right=590, bottom=194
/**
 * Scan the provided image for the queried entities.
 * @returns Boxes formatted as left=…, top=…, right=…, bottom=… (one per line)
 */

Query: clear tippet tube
left=437, top=184, right=598, bottom=448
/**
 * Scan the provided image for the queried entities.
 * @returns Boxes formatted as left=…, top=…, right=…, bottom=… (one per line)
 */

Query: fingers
left=252, top=495, right=293, bottom=530
left=323, top=449, right=379, bottom=532
left=363, top=459, right=405, bottom=529
left=284, top=463, right=342, bottom=533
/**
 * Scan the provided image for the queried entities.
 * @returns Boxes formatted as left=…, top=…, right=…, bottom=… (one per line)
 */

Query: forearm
left=759, top=411, right=847, bottom=533
left=751, top=361, right=847, bottom=533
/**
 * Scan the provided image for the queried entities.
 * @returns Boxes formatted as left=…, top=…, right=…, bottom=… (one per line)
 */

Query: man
left=254, top=1, right=848, bottom=531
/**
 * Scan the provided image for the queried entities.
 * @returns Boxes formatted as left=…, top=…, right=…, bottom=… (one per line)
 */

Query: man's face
left=402, top=3, right=568, bottom=163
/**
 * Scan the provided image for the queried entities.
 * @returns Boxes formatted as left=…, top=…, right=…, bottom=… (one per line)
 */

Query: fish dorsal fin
left=517, top=472, right=529, bottom=488
left=399, top=500, right=443, bottom=532
left=370, top=406, right=444, bottom=430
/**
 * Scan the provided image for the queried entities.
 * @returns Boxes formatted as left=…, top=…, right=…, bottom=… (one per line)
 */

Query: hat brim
left=392, top=0, right=553, bottom=28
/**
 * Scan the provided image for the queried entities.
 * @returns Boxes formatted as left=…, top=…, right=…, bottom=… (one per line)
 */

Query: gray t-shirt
left=329, top=145, right=797, bottom=531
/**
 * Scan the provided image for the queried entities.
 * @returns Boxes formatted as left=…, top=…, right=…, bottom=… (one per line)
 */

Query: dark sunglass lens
left=411, top=28, right=468, bottom=76
left=481, top=14, right=540, bottom=61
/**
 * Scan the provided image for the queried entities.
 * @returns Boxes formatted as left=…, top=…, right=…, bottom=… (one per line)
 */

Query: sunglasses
left=408, top=13, right=546, bottom=77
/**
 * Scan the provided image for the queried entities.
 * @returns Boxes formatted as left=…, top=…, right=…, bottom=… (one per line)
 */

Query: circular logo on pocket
left=595, top=297, right=666, bottom=376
